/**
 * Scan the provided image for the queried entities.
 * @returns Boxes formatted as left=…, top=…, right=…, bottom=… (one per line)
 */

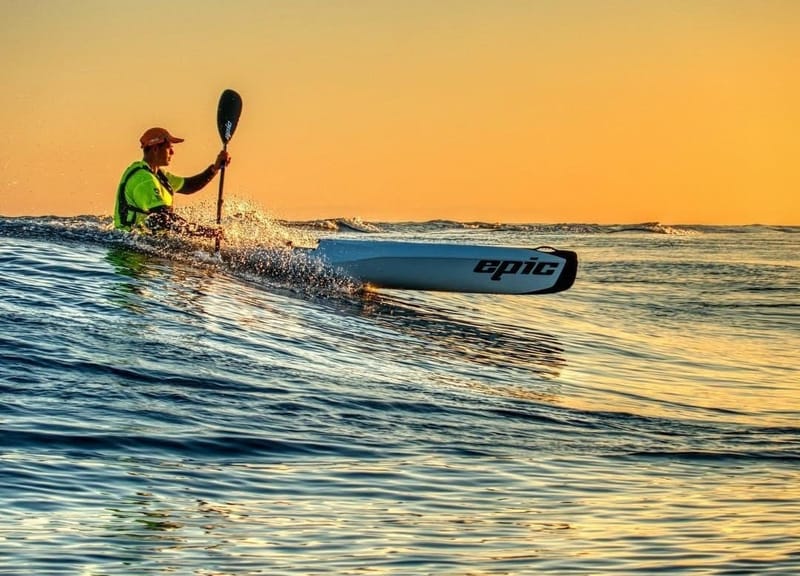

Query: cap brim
left=141, top=135, right=184, bottom=147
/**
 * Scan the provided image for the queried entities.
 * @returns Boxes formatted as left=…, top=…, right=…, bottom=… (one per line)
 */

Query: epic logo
left=474, top=258, right=558, bottom=281
left=224, top=120, right=234, bottom=141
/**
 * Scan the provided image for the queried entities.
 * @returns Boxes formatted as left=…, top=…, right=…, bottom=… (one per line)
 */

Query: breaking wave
left=0, top=201, right=361, bottom=297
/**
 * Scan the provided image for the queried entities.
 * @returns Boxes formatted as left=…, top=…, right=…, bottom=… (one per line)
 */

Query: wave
left=0, top=210, right=792, bottom=298
left=4, top=203, right=796, bottom=239
left=624, top=449, right=800, bottom=464
left=606, top=222, right=699, bottom=235
left=284, top=219, right=787, bottom=236
left=286, top=217, right=382, bottom=233
left=0, top=208, right=360, bottom=297
left=1, top=428, right=379, bottom=459
left=285, top=219, right=610, bottom=234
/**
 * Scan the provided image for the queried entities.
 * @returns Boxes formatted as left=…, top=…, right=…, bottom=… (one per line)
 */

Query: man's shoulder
left=121, top=162, right=155, bottom=185
left=124, top=160, right=149, bottom=175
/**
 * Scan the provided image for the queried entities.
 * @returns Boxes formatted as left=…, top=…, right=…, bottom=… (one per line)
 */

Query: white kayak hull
left=310, top=239, right=577, bottom=294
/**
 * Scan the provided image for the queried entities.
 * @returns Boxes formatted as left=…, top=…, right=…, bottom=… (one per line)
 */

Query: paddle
left=214, top=88, right=243, bottom=252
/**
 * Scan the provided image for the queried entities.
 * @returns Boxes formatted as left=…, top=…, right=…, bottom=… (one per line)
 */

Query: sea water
left=0, top=211, right=798, bottom=575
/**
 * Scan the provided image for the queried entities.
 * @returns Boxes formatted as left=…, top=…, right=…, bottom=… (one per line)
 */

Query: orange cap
left=139, top=127, right=184, bottom=148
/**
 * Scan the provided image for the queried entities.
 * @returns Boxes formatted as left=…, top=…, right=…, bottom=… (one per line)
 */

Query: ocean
left=1, top=209, right=798, bottom=575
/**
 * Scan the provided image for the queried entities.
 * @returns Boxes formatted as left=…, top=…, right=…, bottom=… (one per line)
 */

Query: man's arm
left=176, top=150, right=231, bottom=195
left=178, top=165, right=217, bottom=195
left=146, top=208, right=222, bottom=239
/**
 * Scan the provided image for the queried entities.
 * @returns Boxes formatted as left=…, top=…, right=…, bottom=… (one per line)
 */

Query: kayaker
left=113, top=127, right=230, bottom=237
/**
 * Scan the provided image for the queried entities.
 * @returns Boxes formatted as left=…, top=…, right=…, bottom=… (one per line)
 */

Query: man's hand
left=214, top=150, right=231, bottom=172
left=188, top=223, right=224, bottom=240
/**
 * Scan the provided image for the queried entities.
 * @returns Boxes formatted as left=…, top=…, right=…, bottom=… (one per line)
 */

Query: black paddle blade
left=217, top=89, right=242, bottom=144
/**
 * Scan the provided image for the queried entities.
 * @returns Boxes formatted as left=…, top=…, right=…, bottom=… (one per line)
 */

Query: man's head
left=140, top=127, right=184, bottom=149
left=140, top=127, right=183, bottom=168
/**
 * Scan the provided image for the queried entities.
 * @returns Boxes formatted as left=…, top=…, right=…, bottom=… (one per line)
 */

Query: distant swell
left=1, top=429, right=379, bottom=459
left=625, top=449, right=800, bottom=464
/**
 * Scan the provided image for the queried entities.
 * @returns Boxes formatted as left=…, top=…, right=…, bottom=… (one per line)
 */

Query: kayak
left=309, top=238, right=578, bottom=294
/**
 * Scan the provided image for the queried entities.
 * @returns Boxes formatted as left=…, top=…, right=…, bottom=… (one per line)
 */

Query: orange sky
left=1, top=0, right=798, bottom=224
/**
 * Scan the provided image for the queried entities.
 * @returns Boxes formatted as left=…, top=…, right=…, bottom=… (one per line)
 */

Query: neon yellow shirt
left=114, top=161, right=186, bottom=230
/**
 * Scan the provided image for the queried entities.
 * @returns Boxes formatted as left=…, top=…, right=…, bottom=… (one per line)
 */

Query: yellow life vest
left=113, top=161, right=185, bottom=230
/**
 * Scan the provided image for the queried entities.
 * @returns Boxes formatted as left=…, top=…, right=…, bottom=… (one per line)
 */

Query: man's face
left=154, top=141, right=175, bottom=167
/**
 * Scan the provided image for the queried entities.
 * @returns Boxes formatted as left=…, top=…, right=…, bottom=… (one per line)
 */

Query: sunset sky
left=1, top=0, right=798, bottom=224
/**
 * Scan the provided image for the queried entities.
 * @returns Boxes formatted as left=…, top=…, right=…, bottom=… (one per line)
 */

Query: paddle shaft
left=214, top=142, right=227, bottom=252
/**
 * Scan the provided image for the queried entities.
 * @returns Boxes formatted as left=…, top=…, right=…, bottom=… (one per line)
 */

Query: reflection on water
left=7, top=454, right=798, bottom=574
left=104, top=246, right=215, bottom=319
left=105, top=247, right=153, bottom=313
left=355, top=292, right=566, bottom=378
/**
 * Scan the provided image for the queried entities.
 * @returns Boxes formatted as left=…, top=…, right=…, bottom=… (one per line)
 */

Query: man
left=114, top=127, right=230, bottom=237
